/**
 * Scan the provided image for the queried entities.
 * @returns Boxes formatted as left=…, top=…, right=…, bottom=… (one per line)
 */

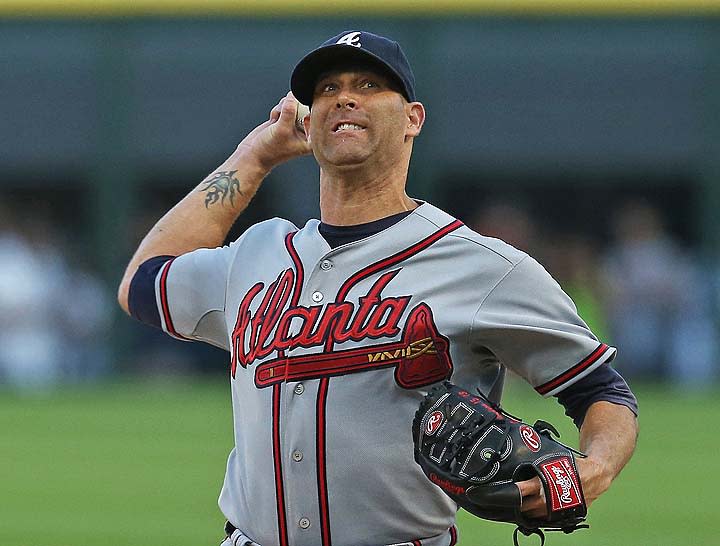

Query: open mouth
left=333, top=122, right=366, bottom=133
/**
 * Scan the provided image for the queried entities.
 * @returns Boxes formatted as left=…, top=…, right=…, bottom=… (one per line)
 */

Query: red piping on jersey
left=285, top=231, right=303, bottom=308
left=317, top=378, right=332, bottom=546
left=272, top=384, right=290, bottom=546
left=272, top=232, right=302, bottom=365
left=268, top=232, right=299, bottom=546
left=449, top=525, right=458, bottom=546
left=412, top=540, right=421, bottom=546
left=158, top=257, right=191, bottom=341
left=535, top=343, right=610, bottom=395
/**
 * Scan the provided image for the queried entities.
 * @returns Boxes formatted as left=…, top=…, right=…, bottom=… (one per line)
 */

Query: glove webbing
left=439, top=401, right=510, bottom=479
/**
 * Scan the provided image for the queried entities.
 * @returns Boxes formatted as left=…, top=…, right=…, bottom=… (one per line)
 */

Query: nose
left=336, top=94, right=357, bottom=110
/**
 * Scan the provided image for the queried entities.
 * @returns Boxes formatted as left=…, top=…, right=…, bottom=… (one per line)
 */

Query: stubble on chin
left=318, top=137, right=373, bottom=170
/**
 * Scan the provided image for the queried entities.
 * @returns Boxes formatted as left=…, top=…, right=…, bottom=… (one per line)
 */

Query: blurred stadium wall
left=1, top=0, right=720, bottom=378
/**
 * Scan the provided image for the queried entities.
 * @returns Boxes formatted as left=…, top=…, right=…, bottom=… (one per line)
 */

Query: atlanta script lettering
left=230, top=268, right=410, bottom=377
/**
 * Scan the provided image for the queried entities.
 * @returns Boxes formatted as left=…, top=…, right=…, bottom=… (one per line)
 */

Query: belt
left=224, top=521, right=458, bottom=546
left=224, top=522, right=258, bottom=546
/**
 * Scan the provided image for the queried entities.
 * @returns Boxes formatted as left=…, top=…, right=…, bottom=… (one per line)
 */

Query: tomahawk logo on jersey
left=230, top=265, right=453, bottom=389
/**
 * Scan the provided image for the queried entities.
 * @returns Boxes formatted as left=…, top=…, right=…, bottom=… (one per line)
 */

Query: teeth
left=336, top=123, right=364, bottom=132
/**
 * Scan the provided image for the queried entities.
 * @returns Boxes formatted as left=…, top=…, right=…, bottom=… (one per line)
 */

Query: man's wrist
left=226, top=145, right=276, bottom=178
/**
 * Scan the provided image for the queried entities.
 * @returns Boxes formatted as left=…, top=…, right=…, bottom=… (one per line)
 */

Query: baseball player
left=118, top=31, right=638, bottom=546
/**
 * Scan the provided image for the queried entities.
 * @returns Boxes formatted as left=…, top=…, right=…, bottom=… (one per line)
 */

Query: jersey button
left=299, top=517, right=311, bottom=529
left=292, top=450, right=303, bottom=462
left=293, top=383, right=305, bottom=395
left=320, top=260, right=333, bottom=271
left=311, top=291, right=323, bottom=303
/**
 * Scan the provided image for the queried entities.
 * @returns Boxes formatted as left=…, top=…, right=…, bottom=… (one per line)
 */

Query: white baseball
left=295, top=102, right=310, bottom=131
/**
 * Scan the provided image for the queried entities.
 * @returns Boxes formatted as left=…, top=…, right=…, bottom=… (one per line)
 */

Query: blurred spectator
left=60, top=267, right=113, bottom=381
left=544, top=235, right=610, bottom=342
left=0, top=205, right=112, bottom=391
left=470, top=201, right=538, bottom=254
left=601, top=200, right=716, bottom=388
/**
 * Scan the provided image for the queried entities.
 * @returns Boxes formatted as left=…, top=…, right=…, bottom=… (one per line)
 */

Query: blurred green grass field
left=1, top=378, right=715, bottom=546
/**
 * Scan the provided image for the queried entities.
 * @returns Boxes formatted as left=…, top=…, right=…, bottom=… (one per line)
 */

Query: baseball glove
left=412, top=381, right=588, bottom=546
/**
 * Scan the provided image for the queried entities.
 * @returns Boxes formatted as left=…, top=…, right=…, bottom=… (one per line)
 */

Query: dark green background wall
left=2, top=16, right=719, bottom=274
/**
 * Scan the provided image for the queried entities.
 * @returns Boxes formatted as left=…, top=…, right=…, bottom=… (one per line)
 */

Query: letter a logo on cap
left=337, top=31, right=362, bottom=48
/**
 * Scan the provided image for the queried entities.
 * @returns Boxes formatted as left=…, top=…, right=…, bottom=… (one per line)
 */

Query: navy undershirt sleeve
left=555, top=364, right=638, bottom=429
left=128, top=255, right=175, bottom=328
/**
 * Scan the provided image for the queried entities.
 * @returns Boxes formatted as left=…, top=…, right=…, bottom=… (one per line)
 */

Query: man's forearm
left=577, top=401, right=638, bottom=505
left=118, top=92, right=313, bottom=314
left=117, top=150, right=268, bottom=313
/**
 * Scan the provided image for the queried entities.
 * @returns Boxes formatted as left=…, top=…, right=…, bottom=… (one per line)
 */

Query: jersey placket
left=280, top=235, right=343, bottom=546
left=274, top=216, right=464, bottom=546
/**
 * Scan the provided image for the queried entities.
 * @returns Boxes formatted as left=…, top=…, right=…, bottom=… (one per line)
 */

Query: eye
left=360, top=80, right=379, bottom=89
left=320, top=82, right=337, bottom=93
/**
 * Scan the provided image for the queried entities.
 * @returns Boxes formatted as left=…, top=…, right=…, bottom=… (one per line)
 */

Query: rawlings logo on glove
left=412, top=382, right=589, bottom=546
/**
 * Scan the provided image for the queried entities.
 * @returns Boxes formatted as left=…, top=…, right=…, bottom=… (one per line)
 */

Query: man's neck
left=319, top=168, right=417, bottom=226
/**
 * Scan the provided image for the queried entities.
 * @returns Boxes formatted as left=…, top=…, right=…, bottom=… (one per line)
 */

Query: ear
left=303, top=109, right=312, bottom=145
left=405, top=101, right=426, bottom=138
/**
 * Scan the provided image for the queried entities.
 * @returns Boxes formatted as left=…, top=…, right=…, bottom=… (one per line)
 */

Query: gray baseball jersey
left=151, top=202, right=615, bottom=546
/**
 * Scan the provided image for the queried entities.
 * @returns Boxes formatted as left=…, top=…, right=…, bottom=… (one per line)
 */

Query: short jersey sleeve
left=154, top=245, right=236, bottom=350
left=471, top=255, right=616, bottom=397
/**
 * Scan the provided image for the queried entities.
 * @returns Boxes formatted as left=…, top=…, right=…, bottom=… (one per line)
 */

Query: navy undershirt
left=128, top=212, right=638, bottom=428
left=318, top=210, right=413, bottom=248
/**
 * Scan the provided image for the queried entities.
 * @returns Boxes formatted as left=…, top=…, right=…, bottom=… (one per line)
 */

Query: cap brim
left=291, top=45, right=406, bottom=106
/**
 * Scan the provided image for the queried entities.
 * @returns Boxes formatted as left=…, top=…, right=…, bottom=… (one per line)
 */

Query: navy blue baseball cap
left=290, top=30, right=416, bottom=106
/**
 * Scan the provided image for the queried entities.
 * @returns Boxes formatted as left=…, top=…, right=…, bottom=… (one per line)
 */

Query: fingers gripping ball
left=412, top=382, right=589, bottom=546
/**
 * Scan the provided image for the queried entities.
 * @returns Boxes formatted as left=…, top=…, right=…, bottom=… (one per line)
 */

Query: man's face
left=307, top=66, right=412, bottom=172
